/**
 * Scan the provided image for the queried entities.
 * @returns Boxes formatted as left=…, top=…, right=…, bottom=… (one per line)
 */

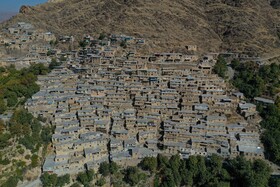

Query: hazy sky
left=0, top=0, right=47, bottom=12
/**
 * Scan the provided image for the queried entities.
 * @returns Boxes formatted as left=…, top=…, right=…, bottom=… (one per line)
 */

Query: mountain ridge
left=2, top=0, right=280, bottom=56
left=0, top=12, right=17, bottom=23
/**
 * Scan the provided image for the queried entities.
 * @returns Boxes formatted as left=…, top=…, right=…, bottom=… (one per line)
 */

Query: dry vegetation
left=1, top=0, right=280, bottom=55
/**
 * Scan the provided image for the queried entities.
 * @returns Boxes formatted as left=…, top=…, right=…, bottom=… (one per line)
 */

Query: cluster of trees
left=98, top=161, right=119, bottom=176
left=76, top=169, right=95, bottom=187
left=0, top=62, right=60, bottom=186
left=1, top=155, right=40, bottom=187
left=123, top=166, right=147, bottom=186
left=0, top=109, right=53, bottom=187
left=91, top=155, right=273, bottom=187
left=213, top=56, right=228, bottom=78
left=38, top=155, right=274, bottom=187
left=98, top=161, right=147, bottom=186
left=232, top=61, right=280, bottom=98
left=49, top=58, right=63, bottom=70
left=40, top=173, right=70, bottom=187
left=231, top=60, right=280, bottom=166
left=258, top=104, right=280, bottom=165
left=1, top=176, right=21, bottom=187
left=0, top=64, right=49, bottom=114
left=0, top=60, right=65, bottom=114
left=0, top=58, right=64, bottom=187
left=2, top=109, right=53, bottom=152
left=0, top=62, right=55, bottom=166
left=138, top=154, right=272, bottom=187
left=0, top=132, right=10, bottom=149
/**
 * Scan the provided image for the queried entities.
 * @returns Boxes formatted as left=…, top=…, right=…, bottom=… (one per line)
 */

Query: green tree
left=77, top=172, right=89, bottom=185
left=0, top=119, right=5, bottom=134
left=160, top=167, right=176, bottom=187
left=40, top=172, right=58, bottom=187
left=196, top=156, right=209, bottom=186
left=169, top=155, right=182, bottom=186
left=50, top=40, right=58, bottom=46
left=49, top=58, right=62, bottom=70
left=28, top=64, right=49, bottom=75
left=0, top=66, right=6, bottom=73
left=111, top=170, right=125, bottom=187
left=187, top=156, right=199, bottom=179
left=96, top=177, right=106, bottom=186
left=233, top=62, right=280, bottom=99
left=76, top=170, right=94, bottom=186
left=0, top=133, right=11, bottom=149
left=56, top=174, right=70, bottom=187
left=124, top=166, right=147, bottom=186
left=179, top=159, right=189, bottom=186
left=213, top=56, right=228, bottom=78
left=269, top=176, right=280, bottom=187
left=6, top=92, right=18, bottom=107
left=249, top=159, right=271, bottom=187
left=9, top=109, right=33, bottom=137
left=231, top=59, right=241, bottom=69
left=154, top=175, right=160, bottom=187
left=31, top=154, right=39, bottom=168
left=0, top=157, right=10, bottom=165
left=207, top=154, right=223, bottom=176
left=1, top=176, right=19, bottom=187
left=99, top=162, right=110, bottom=176
left=157, top=154, right=169, bottom=170
left=227, top=156, right=251, bottom=187
left=260, top=105, right=280, bottom=164
left=47, top=50, right=52, bottom=56
left=120, top=40, right=127, bottom=48
left=275, top=96, right=280, bottom=109
left=139, top=157, right=158, bottom=173
left=79, top=40, right=87, bottom=48
left=41, top=126, right=53, bottom=144
left=10, top=109, right=33, bottom=126
left=86, top=169, right=95, bottom=181
left=0, top=98, right=7, bottom=114
left=98, top=33, right=106, bottom=40
left=110, top=161, right=119, bottom=174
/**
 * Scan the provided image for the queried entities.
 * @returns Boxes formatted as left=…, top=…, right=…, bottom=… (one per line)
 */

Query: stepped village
left=0, top=22, right=66, bottom=69
left=1, top=22, right=275, bottom=176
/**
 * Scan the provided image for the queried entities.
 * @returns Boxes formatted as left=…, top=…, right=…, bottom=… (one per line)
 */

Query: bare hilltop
left=2, top=0, right=280, bottom=55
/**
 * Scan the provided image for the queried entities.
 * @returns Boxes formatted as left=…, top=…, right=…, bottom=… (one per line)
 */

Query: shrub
left=18, top=148, right=25, bottom=154
left=96, top=177, right=106, bottom=186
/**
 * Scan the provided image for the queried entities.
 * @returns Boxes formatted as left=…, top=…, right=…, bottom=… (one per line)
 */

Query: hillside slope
left=0, top=12, right=17, bottom=23
left=2, top=0, right=280, bottom=55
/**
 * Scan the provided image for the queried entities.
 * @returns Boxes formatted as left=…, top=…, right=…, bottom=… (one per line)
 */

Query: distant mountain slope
left=0, top=12, right=17, bottom=23
left=2, top=0, right=280, bottom=55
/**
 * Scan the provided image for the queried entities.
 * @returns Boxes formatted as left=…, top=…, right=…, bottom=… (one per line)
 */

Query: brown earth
left=1, top=0, right=280, bottom=56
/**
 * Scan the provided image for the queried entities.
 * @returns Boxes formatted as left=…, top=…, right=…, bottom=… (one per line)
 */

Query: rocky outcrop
left=19, top=5, right=32, bottom=14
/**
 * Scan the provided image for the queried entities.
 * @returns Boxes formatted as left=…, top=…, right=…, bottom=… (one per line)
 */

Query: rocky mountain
left=2, top=0, right=280, bottom=56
